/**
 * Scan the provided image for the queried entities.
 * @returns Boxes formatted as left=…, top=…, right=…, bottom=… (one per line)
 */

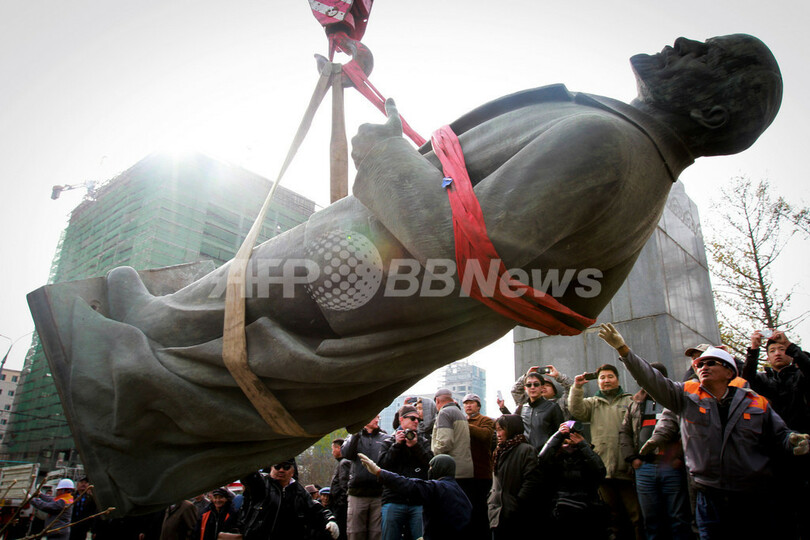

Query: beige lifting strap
left=222, top=61, right=348, bottom=437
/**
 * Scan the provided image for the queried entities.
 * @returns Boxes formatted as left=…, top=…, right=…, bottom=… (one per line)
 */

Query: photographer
left=536, top=421, right=608, bottom=539
left=499, top=365, right=573, bottom=419
left=377, top=405, right=433, bottom=540
left=743, top=329, right=810, bottom=537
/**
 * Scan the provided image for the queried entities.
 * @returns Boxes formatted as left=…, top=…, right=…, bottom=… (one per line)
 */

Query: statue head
left=630, top=34, right=782, bottom=156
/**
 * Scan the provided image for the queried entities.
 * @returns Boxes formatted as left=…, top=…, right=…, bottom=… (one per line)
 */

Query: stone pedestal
left=515, top=181, right=720, bottom=393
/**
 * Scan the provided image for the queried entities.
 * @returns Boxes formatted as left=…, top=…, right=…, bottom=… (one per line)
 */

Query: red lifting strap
left=431, top=126, right=596, bottom=336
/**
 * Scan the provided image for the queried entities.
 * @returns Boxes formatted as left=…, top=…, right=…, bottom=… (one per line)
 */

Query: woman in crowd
left=487, top=414, right=536, bottom=538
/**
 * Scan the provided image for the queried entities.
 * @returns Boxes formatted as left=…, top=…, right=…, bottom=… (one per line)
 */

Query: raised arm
left=341, top=433, right=362, bottom=460
left=568, top=381, right=595, bottom=422
left=598, top=323, right=686, bottom=413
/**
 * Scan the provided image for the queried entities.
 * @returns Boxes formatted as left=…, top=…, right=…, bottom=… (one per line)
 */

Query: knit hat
left=695, top=347, right=737, bottom=375
left=397, top=405, right=418, bottom=418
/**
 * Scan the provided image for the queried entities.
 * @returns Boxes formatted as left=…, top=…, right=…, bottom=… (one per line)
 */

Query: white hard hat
left=696, top=347, right=737, bottom=376
left=56, top=479, right=74, bottom=491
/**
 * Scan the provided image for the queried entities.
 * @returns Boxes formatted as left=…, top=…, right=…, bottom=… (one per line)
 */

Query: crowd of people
left=6, top=325, right=809, bottom=540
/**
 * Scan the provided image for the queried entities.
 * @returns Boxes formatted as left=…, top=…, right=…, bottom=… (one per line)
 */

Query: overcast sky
left=1, top=1, right=808, bottom=411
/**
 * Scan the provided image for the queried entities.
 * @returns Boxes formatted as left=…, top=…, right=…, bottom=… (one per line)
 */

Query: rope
left=220, top=18, right=424, bottom=435
left=219, top=63, right=340, bottom=438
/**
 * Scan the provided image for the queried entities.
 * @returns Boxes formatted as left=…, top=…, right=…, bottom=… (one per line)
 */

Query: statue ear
left=690, top=106, right=729, bottom=129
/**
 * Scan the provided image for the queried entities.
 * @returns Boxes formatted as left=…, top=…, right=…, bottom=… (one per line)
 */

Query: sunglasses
left=272, top=463, right=293, bottom=471
left=525, top=382, right=544, bottom=388
left=693, top=359, right=725, bottom=370
left=402, top=415, right=420, bottom=422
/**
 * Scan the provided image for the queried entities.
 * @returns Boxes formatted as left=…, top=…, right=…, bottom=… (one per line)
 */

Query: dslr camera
left=403, top=429, right=417, bottom=441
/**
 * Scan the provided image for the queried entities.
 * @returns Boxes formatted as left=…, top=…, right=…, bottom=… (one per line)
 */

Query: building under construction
left=2, top=152, right=316, bottom=470
left=442, top=361, right=487, bottom=416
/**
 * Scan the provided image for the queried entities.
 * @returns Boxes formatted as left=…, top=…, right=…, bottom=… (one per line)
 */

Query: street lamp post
left=0, top=332, right=34, bottom=374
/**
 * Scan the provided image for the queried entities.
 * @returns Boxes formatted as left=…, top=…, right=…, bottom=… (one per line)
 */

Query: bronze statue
left=28, top=34, right=781, bottom=515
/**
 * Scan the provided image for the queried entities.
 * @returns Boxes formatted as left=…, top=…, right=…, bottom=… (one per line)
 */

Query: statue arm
left=352, top=137, right=453, bottom=265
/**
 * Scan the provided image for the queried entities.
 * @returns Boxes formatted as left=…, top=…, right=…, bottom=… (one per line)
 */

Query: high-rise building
left=442, top=361, right=487, bottom=415
left=3, top=152, right=317, bottom=469
left=0, top=369, right=21, bottom=441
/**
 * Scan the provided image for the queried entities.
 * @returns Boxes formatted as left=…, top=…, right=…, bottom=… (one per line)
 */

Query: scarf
left=492, top=434, right=528, bottom=474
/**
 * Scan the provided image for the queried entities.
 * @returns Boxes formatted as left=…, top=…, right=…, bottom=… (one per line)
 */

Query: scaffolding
left=2, top=152, right=317, bottom=469
left=442, top=361, right=488, bottom=415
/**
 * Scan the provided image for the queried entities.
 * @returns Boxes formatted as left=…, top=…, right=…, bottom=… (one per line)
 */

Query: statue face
left=630, top=36, right=725, bottom=114
left=630, top=34, right=782, bottom=156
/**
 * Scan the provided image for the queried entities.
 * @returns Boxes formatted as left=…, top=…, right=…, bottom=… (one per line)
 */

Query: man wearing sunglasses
left=519, top=373, right=565, bottom=451
left=598, top=322, right=810, bottom=540
left=227, top=459, right=339, bottom=540
left=377, top=405, right=432, bottom=540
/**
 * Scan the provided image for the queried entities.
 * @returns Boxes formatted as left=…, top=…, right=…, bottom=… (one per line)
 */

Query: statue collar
left=433, top=83, right=694, bottom=182
left=575, top=92, right=695, bottom=182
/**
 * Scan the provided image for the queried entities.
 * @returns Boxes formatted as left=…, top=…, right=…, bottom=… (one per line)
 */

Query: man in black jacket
left=518, top=372, right=564, bottom=450
left=377, top=405, right=432, bottom=540
left=341, top=416, right=387, bottom=540
left=743, top=329, right=810, bottom=538
left=222, top=459, right=338, bottom=540
left=743, top=330, right=810, bottom=432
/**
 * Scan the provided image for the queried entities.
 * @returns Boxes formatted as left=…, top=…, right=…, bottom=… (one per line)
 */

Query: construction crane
left=50, top=181, right=97, bottom=200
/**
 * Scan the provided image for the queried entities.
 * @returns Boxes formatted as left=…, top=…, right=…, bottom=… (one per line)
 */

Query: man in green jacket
left=569, top=364, right=641, bottom=539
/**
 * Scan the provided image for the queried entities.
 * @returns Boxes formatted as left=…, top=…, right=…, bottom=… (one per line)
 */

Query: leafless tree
left=706, top=176, right=809, bottom=357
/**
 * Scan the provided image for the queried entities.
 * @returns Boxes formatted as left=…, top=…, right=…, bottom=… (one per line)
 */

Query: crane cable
left=221, top=2, right=424, bottom=436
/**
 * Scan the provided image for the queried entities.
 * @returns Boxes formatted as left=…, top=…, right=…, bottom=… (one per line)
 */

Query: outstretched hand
left=598, top=323, right=627, bottom=351
left=790, top=433, right=810, bottom=456
left=351, top=98, right=403, bottom=168
left=357, top=452, right=381, bottom=475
